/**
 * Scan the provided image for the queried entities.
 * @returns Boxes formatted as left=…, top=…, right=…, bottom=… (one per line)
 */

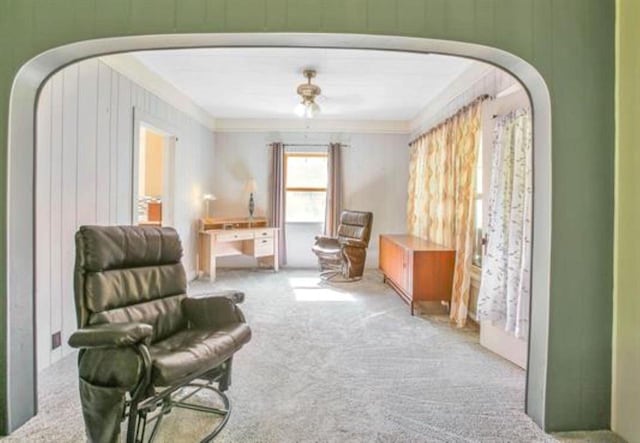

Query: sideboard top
left=380, top=234, right=455, bottom=252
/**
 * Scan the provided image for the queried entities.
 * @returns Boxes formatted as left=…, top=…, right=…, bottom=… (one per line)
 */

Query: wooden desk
left=198, top=217, right=279, bottom=281
left=200, top=216, right=268, bottom=231
left=379, top=234, right=455, bottom=315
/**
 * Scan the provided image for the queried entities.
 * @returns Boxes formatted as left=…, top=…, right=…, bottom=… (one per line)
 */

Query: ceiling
left=132, top=48, right=479, bottom=121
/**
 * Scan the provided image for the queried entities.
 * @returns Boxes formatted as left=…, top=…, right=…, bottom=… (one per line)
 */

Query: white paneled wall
left=35, top=58, right=215, bottom=371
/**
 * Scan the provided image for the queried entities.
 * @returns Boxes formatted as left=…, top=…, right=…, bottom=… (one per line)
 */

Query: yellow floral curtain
left=407, top=97, right=487, bottom=327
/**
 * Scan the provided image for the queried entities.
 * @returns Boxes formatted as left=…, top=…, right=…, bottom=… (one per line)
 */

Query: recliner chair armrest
left=68, top=322, right=153, bottom=349
left=314, top=235, right=340, bottom=247
left=194, top=289, right=245, bottom=304
left=339, top=238, right=368, bottom=248
left=183, top=292, right=247, bottom=329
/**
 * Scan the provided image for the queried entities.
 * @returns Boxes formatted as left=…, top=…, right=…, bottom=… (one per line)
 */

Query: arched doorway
left=7, top=33, right=552, bottom=433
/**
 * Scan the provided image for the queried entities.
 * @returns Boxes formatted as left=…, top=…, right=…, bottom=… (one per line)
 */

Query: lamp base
left=248, top=193, right=255, bottom=219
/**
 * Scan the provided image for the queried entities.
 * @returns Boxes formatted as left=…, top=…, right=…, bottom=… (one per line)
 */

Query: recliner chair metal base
left=126, top=353, right=234, bottom=443
left=319, top=266, right=362, bottom=282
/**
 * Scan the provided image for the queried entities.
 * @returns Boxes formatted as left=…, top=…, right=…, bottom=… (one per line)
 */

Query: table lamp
left=203, top=193, right=216, bottom=218
left=245, top=179, right=257, bottom=222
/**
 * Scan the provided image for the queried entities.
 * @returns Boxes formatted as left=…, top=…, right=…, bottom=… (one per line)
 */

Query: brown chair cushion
left=149, top=324, right=251, bottom=386
left=311, top=237, right=341, bottom=255
left=84, top=263, right=186, bottom=312
left=337, top=210, right=373, bottom=245
left=89, top=295, right=187, bottom=343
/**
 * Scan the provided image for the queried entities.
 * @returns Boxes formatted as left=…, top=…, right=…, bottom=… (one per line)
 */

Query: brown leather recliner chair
left=68, top=225, right=251, bottom=443
left=312, top=210, right=373, bottom=281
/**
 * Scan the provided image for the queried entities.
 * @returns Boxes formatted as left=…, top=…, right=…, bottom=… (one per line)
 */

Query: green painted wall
left=613, top=1, right=640, bottom=442
left=0, top=0, right=615, bottom=434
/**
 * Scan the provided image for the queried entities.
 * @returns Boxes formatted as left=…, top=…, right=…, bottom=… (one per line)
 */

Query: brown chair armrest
left=68, top=322, right=153, bottom=349
left=314, top=235, right=340, bottom=248
left=339, top=238, right=368, bottom=248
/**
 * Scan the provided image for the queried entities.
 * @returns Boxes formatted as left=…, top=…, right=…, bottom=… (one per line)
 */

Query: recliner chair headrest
left=77, top=225, right=183, bottom=272
left=340, top=210, right=372, bottom=228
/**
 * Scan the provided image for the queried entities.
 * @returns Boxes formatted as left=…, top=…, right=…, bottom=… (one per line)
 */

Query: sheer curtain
left=324, top=143, right=342, bottom=236
left=270, top=142, right=287, bottom=265
left=407, top=96, right=487, bottom=327
left=476, top=108, right=532, bottom=339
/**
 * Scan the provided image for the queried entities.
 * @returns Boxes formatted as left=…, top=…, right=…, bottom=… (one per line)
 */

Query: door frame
left=131, top=107, right=179, bottom=227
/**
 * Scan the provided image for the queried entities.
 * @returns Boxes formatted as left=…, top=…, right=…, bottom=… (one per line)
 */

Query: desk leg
left=208, top=234, right=217, bottom=282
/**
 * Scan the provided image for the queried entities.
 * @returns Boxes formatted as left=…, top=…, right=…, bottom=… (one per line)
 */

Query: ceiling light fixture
left=294, top=69, right=321, bottom=118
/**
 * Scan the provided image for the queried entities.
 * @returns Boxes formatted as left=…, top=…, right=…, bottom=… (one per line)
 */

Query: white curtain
left=477, top=108, right=532, bottom=339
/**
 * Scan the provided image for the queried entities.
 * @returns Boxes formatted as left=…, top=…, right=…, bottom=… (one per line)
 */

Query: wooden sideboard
left=379, top=234, right=456, bottom=315
left=198, top=217, right=278, bottom=281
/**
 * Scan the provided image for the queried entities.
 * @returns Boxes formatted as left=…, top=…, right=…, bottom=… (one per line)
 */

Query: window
left=285, top=152, right=328, bottom=222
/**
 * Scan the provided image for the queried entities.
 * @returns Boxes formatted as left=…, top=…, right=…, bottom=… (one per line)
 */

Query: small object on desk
left=147, top=201, right=162, bottom=222
left=379, top=234, right=455, bottom=315
left=245, top=179, right=257, bottom=224
left=198, top=217, right=278, bottom=281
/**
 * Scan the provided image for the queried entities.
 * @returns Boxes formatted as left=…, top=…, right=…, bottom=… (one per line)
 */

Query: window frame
left=472, top=116, right=491, bottom=269
left=284, top=151, right=328, bottom=223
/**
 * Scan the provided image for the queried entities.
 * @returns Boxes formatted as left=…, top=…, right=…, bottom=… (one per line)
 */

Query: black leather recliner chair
left=68, top=225, right=251, bottom=442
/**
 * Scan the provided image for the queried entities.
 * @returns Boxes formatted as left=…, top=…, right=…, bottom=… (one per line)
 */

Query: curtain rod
left=409, top=94, right=491, bottom=146
left=265, top=143, right=350, bottom=147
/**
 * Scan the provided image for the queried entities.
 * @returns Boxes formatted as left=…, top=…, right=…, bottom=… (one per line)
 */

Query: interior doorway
left=5, top=34, right=553, bottom=434
left=133, top=118, right=176, bottom=227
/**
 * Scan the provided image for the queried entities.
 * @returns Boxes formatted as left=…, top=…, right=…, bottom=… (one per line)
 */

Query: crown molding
left=99, top=53, right=217, bottom=130
left=214, top=118, right=411, bottom=134
left=409, top=63, right=496, bottom=135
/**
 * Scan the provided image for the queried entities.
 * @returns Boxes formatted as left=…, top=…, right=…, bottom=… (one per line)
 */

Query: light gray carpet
left=3, top=269, right=624, bottom=442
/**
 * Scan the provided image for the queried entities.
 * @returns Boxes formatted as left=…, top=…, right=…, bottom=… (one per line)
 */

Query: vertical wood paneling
left=61, top=65, right=79, bottom=356
left=424, top=0, right=446, bottom=38
left=35, top=83, right=52, bottom=372
left=76, top=59, right=99, bottom=225
left=96, top=63, right=111, bottom=224
left=614, top=2, right=640, bottom=439
left=35, top=59, right=215, bottom=371
left=48, top=74, right=63, bottom=364
left=109, top=72, right=119, bottom=224
left=176, top=0, right=208, bottom=32
left=116, top=74, right=132, bottom=223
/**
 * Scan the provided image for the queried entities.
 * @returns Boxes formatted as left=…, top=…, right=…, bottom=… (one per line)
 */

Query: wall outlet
left=51, top=331, right=61, bottom=350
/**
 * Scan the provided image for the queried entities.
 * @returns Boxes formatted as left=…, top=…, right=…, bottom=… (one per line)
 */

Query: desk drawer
left=255, top=228, right=274, bottom=238
left=216, top=231, right=254, bottom=242
left=253, top=238, right=274, bottom=257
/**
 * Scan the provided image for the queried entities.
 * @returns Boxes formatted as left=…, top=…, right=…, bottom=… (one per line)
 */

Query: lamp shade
left=294, top=101, right=321, bottom=118
left=203, top=193, right=217, bottom=201
left=307, top=101, right=320, bottom=118
left=245, top=179, right=257, bottom=193
left=294, top=102, right=306, bottom=117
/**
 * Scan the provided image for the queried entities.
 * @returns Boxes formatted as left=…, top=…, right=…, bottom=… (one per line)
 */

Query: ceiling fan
left=294, top=69, right=322, bottom=118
